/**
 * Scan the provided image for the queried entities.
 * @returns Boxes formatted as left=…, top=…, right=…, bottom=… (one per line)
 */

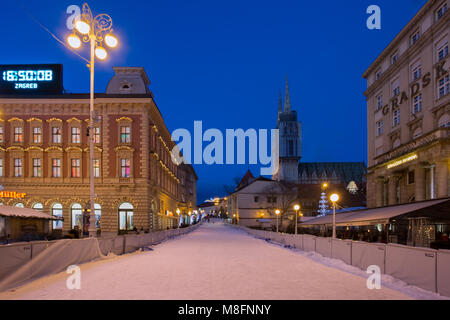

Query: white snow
left=0, top=222, right=446, bottom=300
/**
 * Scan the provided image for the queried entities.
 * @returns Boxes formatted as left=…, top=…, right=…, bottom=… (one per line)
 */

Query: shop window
left=71, top=203, right=82, bottom=229
left=118, top=202, right=134, bottom=231
left=408, top=171, right=415, bottom=184
left=32, top=203, right=43, bottom=212
left=94, top=203, right=101, bottom=228
left=52, top=203, right=63, bottom=229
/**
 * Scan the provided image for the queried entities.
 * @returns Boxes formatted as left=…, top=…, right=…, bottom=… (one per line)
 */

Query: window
left=393, top=109, right=400, bottom=127
left=94, top=203, right=101, bottom=228
left=437, top=42, right=448, bottom=61
left=14, top=158, right=22, bottom=177
left=438, top=74, right=449, bottom=98
left=410, top=30, right=420, bottom=46
left=71, top=203, right=83, bottom=229
left=52, top=158, right=61, bottom=177
left=376, top=94, right=383, bottom=110
left=391, top=52, right=399, bottom=64
left=0, top=127, right=4, bottom=143
left=32, top=203, right=43, bottom=212
left=412, top=62, right=422, bottom=81
left=120, top=126, right=131, bottom=143
left=436, top=3, right=447, bottom=20
left=14, top=127, right=23, bottom=143
left=93, top=159, right=100, bottom=177
left=376, top=120, right=383, bottom=136
left=413, top=127, right=422, bottom=139
left=71, top=127, right=81, bottom=143
left=52, top=127, right=62, bottom=143
left=121, top=158, right=131, bottom=177
left=33, top=158, right=41, bottom=177
left=32, top=127, right=42, bottom=143
left=413, top=93, right=422, bottom=113
left=93, top=127, right=101, bottom=144
left=391, top=79, right=400, bottom=96
left=0, top=158, right=3, bottom=177
left=254, top=196, right=259, bottom=203
left=52, top=203, right=63, bottom=229
left=408, top=171, right=415, bottom=184
left=71, top=158, right=80, bottom=177
left=118, top=202, right=134, bottom=231
left=438, top=113, right=450, bottom=128
left=15, top=203, right=24, bottom=208
left=376, top=69, right=382, bottom=80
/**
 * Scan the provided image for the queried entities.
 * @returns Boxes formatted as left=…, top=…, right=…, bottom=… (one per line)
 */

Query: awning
left=0, top=205, right=62, bottom=220
left=300, top=198, right=450, bottom=227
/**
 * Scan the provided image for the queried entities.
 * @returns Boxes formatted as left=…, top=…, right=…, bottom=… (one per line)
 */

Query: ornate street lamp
left=293, top=204, right=300, bottom=235
left=275, top=209, right=280, bottom=233
left=67, top=3, right=119, bottom=237
left=330, top=193, right=339, bottom=238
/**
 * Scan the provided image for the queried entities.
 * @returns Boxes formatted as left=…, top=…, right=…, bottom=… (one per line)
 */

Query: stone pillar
left=388, top=177, right=397, bottom=205
left=375, top=178, right=383, bottom=207
left=415, top=167, right=426, bottom=201
left=436, top=160, right=449, bottom=198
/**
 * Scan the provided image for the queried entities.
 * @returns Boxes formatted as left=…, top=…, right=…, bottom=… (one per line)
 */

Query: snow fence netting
left=351, top=241, right=386, bottom=273
left=385, top=243, right=437, bottom=292
left=98, top=237, right=115, bottom=256
left=437, top=249, right=450, bottom=297
left=302, top=235, right=316, bottom=252
left=0, top=238, right=105, bottom=291
left=315, top=237, right=332, bottom=258
left=31, top=240, right=58, bottom=258
left=0, top=242, right=32, bottom=282
left=331, top=238, right=352, bottom=265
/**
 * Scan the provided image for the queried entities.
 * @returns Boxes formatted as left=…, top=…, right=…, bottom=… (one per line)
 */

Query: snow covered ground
left=0, top=222, right=446, bottom=300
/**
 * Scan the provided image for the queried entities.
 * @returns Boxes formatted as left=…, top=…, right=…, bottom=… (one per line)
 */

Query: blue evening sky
left=0, top=0, right=427, bottom=202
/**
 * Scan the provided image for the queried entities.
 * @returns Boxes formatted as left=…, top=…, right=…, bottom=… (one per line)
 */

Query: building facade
left=363, top=0, right=449, bottom=208
left=0, top=66, right=197, bottom=235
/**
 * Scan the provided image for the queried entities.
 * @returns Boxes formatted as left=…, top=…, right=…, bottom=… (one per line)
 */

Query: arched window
left=32, top=202, right=43, bottom=212
left=438, top=113, right=450, bottom=128
left=14, top=203, right=24, bottom=208
left=71, top=203, right=82, bottom=229
left=94, top=203, right=101, bottom=228
left=52, top=203, right=63, bottom=229
left=118, top=202, right=134, bottom=231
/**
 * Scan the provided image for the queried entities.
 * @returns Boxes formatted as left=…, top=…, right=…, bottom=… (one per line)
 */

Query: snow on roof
left=0, top=205, right=62, bottom=220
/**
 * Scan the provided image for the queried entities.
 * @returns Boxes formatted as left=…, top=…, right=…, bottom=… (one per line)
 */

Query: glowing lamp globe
left=95, top=47, right=108, bottom=60
left=294, top=204, right=300, bottom=211
left=330, top=194, right=339, bottom=202
left=104, top=34, right=118, bottom=48
left=67, top=34, right=81, bottom=49
left=75, top=20, right=90, bottom=35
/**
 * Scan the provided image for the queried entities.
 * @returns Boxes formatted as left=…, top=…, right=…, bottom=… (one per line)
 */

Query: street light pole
left=275, top=209, right=280, bottom=233
left=293, top=204, right=300, bottom=235
left=88, top=35, right=96, bottom=238
left=330, top=193, right=339, bottom=239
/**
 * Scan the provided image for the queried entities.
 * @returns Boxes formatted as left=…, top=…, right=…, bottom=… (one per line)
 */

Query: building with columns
left=363, top=0, right=449, bottom=208
left=0, top=65, right=197, bottom=236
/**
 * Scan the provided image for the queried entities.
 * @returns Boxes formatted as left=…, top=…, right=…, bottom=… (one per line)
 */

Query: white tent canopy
left=0, top=205, right=62, bottom=220
left=301, top=198, right=449, bottom=227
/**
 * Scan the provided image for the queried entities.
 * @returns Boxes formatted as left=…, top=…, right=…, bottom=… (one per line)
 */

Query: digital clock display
left=0, top=64, right=63, bottom=94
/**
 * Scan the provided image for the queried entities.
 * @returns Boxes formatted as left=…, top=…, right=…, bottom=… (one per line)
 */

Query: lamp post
left=67, top=3, right=118, bottom=237
left=275, top=209, right=280, bottom=233
left=293, top=204, right=300, bottom=235
left=330, top=193, right=339, bottom=238
left=176, top=208, right=180, bottom=228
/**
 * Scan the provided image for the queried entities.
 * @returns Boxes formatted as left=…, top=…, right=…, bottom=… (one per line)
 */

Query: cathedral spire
left=277, top=90, right=282, bottom=119
left=284, top=75, right=291, bottom=112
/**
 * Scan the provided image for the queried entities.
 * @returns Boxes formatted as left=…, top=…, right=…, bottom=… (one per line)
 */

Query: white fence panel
left=331, top=239, right=352, bottom=265
left=385, top=244, right=437, bottom=292
left=315, top=237, right=332, bottom=258
left=302, top=235, right=316, bottom=252
left=292, top=234, right=303, bottom=250
left=351, top=241, right=385, bottom=273
left=0, top=243, right=32, bottom=281
left=98, top=237, right=115, bottom=256
left=437, top=249, right=450, bottom=297
left=113, top=236, right=125, bottom=255
left=284, top=234, right=296, bottom=247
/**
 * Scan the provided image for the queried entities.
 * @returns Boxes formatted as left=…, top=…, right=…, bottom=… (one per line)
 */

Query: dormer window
left=119, top=81, right=133, bottom=93
left=436, top=3, right=447, bottom=21
left=391, top=52, right=399, bottom=65
left=410, top=30, right=420, bottom=46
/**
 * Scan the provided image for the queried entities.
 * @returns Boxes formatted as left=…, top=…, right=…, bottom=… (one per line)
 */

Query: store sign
left=0, top=191, right=27, bottom=199
left=386, top=154, right=418, bottom=169
left=0, top=64, right=63, bottom=95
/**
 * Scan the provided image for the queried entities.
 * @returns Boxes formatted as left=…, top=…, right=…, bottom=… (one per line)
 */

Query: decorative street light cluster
left=66, top=3, right=118, bottom=237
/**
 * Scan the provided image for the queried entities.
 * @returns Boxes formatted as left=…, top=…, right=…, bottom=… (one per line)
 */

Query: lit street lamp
left=293, top=204, right=300, bottom=235
left=67, top=3, right=118, bottom=237
left=275, top=209, right=280, bottom=233
left=330, top=193, right=339, bottom=238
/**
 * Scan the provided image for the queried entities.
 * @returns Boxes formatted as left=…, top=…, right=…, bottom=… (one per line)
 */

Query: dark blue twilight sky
left=0, top=0, right=427, bottom=202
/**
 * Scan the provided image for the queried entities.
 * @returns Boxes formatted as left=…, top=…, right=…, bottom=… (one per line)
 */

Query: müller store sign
left=381, top=59, right=448, bottom=115
left=0, top=191, right=27, bottom=199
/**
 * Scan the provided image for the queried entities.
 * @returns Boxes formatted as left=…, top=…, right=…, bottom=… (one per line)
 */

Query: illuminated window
left=120, top=126, right=131, bottom=143
left=52, top=127, right=62, bottom=143
left=32, top=158, right=41, bottom=177
left=71, top=158, right=80, bottom=177
left=438, top=74, right=449, bottom=98
left=376, top=120, right=383, bottom=136
left=71, top=127, right=81, bottom=144
left=393, top=109, right=400, bottom=127
left=0, top=127, right=4, bottom=143
left=118, top=202, right=134, bottom=231
left=413, top=93, right=422, bottom=113
left=52, top=158, right=61, bottom=177
left=93, top=127, right=101, bottom=144
left=52, top=203, right=63, bottom=229
left=94, top=203, right=101, bottom=228
left=32, top=203, right=43, bottom=212
left=437, top=42, right=448, bottom=61
left=121, top=158, right=131, bottom=177
left=0, top=158, right=3, bottom=177
left=71, top=203, right=82, bottom=229
left=14, top=127, right=23, bottom=143
left=14, top=158, right=22, bottom=177
left=32, top=127, right=42, bottom=143
left=93, top=159, right=100, bottom=177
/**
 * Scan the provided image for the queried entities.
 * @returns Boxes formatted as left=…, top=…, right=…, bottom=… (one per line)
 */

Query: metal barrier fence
left=228, top=223, right=450, bottom=297
left=0, top=223, right=202, bottom=292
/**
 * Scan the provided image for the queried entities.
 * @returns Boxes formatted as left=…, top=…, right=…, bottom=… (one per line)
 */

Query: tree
left=223, top=176, right=242, bottom=195
left=262, top=181, right=298, bottom=231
